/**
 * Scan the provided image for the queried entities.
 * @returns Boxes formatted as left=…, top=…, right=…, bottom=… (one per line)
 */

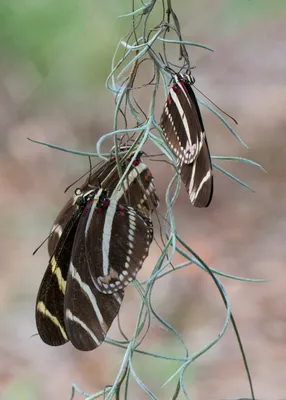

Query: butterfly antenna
left=32, top=231, right=55, bottom=255
left=30, top=333, right=39, bottom=339
left=87, top=156, right=92, bottom=184
left=97, top=175, right=101, bottom=188
left=64, top=157, right=97, bottom=193
left=143, top=152, right=164, bottom=158
left=194, top=85, right=238, bottom=125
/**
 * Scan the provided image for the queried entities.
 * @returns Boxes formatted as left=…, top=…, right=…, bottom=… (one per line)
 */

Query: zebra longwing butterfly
left=64, top=190, right=153, bottom=350
left=36, top=151, right=158, bottom=350
left=160, top=73, right=213, bottom=207
left=36, top=188, right=95, bottom=346
left=48, top=150, right=158, bottom=256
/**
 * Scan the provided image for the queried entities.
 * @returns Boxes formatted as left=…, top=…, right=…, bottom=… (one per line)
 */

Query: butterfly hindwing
left=126, top=164, right=159, bottom=216
left=112, top=160, right=159, bottom=216
left=179, top=138, right=213, bottom=207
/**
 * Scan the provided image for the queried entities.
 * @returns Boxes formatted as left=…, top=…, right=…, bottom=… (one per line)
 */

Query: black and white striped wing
left=114, top=161, right=159, bottom=216
left=36, top=207, right=84, bottom=346
left=132, top=164, right=159, bottom=216
left=160, top=74, right=204, bottom=164
left=179, top=139, right=213, bottom=208
left=47, top=155, right=158, bottom=255
left=47, top=197, right=75, bottom=257
left=47, top=160, right=116, bottom=256
left=82, top=198, right=153, bottom=294
left=63, top=192, right=125, bottom=351
left=64, top=238, right=124, bottom=351
left=161, top=73, right=213, bottom=207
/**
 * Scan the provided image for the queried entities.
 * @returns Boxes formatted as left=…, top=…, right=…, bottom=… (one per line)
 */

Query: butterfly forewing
left=64, top=246, right=124, bottom=351
left=83, top=198, right=153, bottom=294
left=160, top=74, right=203, bottom=164
left=64, top=192, right=124, bottom=351
left=47, top=160, right=115, bottom=256
left=48, top=197, right=75, bottom=257
left=48, top=155, right=158, bottom=255
left=160, top=73, right=213, bottom=207
left=36, top=205, right=85, bottom=346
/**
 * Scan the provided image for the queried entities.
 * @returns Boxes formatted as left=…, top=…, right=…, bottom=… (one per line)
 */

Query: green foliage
left=0, top=0, right=131, bottom=93
left=221, top=0, right=286, bottom=31
left=2, top=378, right=38, bottom=400
left=2, top=0, right=283, bottom=97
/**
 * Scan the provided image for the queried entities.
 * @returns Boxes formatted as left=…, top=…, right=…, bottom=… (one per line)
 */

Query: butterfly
left=160, top=72, right=213, bottom=207
left=36, top=150, right=158, bottom=350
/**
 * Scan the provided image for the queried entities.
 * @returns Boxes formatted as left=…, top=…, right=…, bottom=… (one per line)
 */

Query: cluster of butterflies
left=35, top=72, right=213, bottom=351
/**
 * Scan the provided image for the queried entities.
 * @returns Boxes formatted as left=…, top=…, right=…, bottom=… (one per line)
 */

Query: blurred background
left=1, top=0, right=286, bottom=399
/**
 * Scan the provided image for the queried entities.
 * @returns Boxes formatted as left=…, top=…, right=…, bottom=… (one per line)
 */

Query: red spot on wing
left=144, top=170, right=152, bottom=181
left=118, top=204, right=126, bottom=216
left=83, top=199, right=93, bottom=214
left=173, top=85, right=181, bottom=94
left=180, top=81, right=187, bottom=91
left=103, top=199, right=110, bottom=207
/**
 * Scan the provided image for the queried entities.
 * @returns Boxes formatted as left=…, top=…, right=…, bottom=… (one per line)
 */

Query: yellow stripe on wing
left=51, top=256, right=66, bottom=295
left=37, top=301, right=68, bottom=341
